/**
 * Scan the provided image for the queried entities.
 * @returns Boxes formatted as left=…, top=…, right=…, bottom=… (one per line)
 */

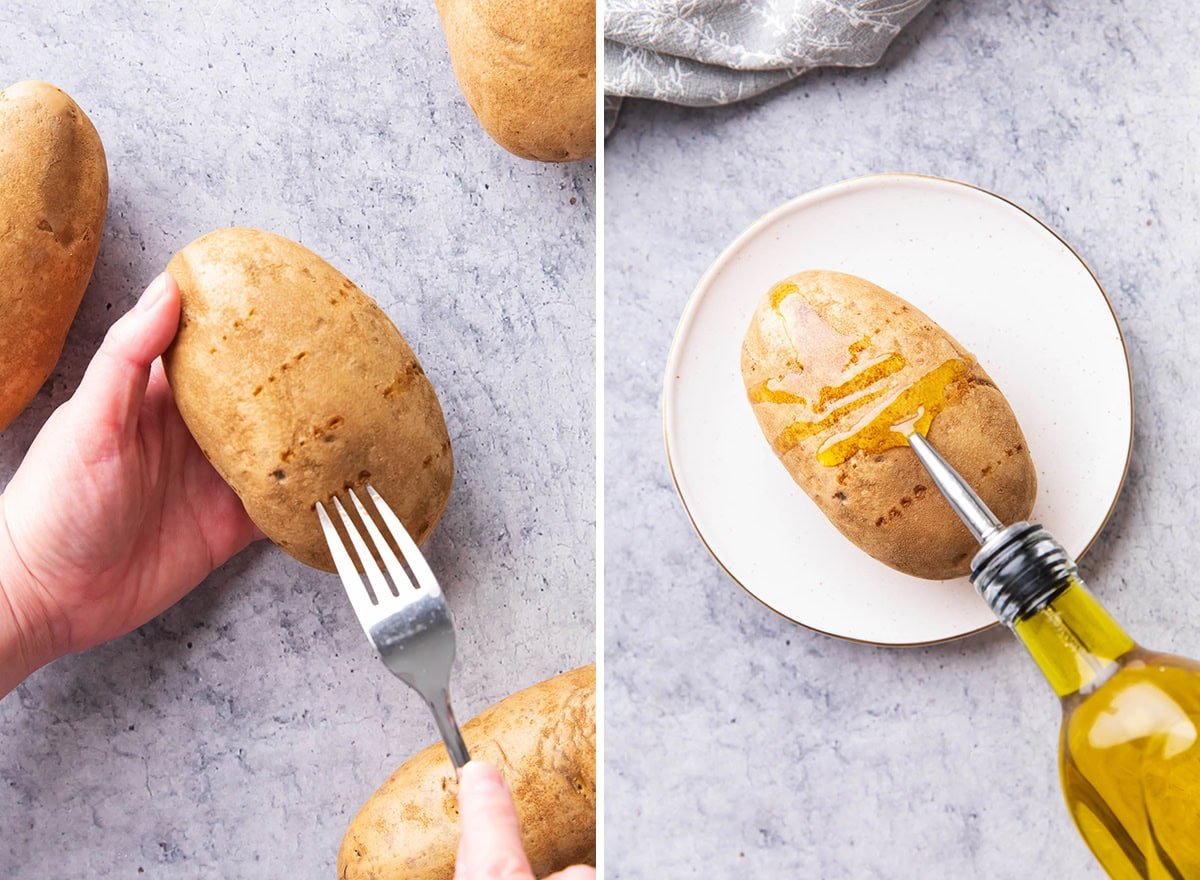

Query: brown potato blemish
left=381, top=364, right=423, bottom=399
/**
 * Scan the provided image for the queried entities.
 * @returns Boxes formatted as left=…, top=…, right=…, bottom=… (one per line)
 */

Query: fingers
left=73, top=273, right=181, bottom=450
left=454, top=762, right=534, bottom=880
left=454, top=761, right=594, bottom=880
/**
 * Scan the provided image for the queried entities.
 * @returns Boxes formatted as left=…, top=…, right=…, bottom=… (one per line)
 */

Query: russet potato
left=741, top=270, right=1036, bottom=579
left=163, top=228, right=453, bottom=571
left=339, top=665, right=596, bottom=879
left=436, top=0, right=595, bottom=162
left=0, top=80, right=107, bottom=430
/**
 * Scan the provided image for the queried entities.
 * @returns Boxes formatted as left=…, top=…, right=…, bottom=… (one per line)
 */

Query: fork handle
left=428, top=689, right=470, bottom=770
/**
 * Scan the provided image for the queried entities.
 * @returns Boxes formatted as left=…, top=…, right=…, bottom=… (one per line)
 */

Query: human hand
left=455, top=761, right=595, bottom=880
left=0, top=273, right=262, bottom=696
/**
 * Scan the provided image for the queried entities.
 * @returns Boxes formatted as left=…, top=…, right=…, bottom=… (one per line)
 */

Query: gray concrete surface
left=605, top=2, right=1198, bottom=877
left=0, top=2, right=594, bottom=877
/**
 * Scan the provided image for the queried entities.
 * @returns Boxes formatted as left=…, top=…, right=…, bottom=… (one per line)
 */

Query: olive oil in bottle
left=906, top=434, right=1200, bottom=879
left=1012, top=573, right=1200, bottom=879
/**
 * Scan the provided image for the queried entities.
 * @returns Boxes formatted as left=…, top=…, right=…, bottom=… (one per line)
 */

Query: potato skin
left=741, top=270, right=1036, bottom=579
left=435, top=0, right=595, bottom=162
left=0, top=81, right=108, bottom=430
left=164, top=229, right=453, bottom=572
left=339, top=665, right=596, bottom=880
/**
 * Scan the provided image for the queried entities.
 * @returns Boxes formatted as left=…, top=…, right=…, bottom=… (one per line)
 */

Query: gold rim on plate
left=660, top=172, right=1135, bottom=648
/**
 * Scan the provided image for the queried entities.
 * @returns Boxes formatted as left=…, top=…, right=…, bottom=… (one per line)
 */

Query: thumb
left=454, top=762, right=534, bottom=880
left=73, top=273, right=181, bottom=446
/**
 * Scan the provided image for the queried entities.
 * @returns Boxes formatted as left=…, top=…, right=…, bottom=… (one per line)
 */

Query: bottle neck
left=968, top=523, right=1137, bottom=697
left=1010, top=577, right=1136, bottom=698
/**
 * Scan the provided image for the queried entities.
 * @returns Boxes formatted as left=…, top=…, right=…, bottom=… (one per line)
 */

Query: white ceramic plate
left=663, top=174, right=1133, bottom=646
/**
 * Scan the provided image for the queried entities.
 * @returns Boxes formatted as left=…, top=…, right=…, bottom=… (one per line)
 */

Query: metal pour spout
left=907, top=432, right=1003, bottom=544
left=905, top=431, right=1076, bottom=626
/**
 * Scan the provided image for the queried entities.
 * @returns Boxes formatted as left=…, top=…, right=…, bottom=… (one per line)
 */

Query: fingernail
left=460, top=761, right=504, bottom=792
left=138, top=273, right=168, bottom=312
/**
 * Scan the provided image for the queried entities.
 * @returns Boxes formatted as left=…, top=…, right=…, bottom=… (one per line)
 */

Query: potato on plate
left=741, top=270, right=1036, bottom=579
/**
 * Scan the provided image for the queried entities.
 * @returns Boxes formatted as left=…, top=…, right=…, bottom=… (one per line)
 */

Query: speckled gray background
left=606, top=1, right=1197, bottom=877
left=0, top=2, right=594, bottom=878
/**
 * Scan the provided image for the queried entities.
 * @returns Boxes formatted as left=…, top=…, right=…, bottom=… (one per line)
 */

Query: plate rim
left=660, top=171, right=1136, bottom=648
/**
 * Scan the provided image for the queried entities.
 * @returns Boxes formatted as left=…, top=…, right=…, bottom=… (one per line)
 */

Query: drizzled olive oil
left=815, top=357, right=970, bottom=466
left=1010, top=580, right=1200, bottom=879
left=749, top=280, right=974, bottom=464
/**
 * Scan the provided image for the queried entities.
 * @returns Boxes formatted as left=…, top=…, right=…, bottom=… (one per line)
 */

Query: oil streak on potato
left=164, top=229, right=453, bottom=572
left=741, top=270, right=1037, bottom=579
left=0, top=81, right=107, bottom=430
left=436, top=0, right=596, bottom=162
left=339, top=665, right=596, bottom=880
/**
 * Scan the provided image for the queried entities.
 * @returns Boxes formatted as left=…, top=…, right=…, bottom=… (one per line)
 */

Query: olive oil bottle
left=908, top=434, right=1200, bottom=879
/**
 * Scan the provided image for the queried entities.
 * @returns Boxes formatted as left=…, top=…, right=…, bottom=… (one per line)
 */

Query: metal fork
left=316, top=484, right=470, bottom=769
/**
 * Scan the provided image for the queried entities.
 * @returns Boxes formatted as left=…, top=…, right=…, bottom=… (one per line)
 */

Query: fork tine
left=332, top=495, right=394, bottom=603
left=366, top=484, right=442, bottom=597
left=316, top=501, right=378, bottom=628
left=348, top=488, right=414, bottom=592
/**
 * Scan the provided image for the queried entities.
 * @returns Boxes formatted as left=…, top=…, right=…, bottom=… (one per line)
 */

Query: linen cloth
left=605, top=0, right=933, bottom=129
